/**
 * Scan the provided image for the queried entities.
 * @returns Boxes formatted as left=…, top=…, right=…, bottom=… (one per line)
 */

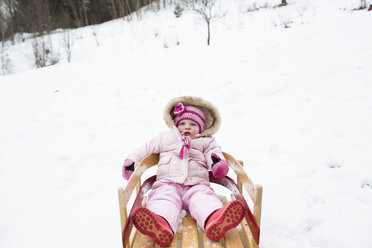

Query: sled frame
left=118, top=152, right=262, bottom=248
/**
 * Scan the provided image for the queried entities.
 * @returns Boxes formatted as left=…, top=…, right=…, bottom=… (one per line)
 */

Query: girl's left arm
left=204, top=137, right=226, bottom=170
left=204, top=137, right=229, bottom=178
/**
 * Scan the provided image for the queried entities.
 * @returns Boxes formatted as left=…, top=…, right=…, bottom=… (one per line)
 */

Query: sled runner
left=118, top=152, right=262, bottom=248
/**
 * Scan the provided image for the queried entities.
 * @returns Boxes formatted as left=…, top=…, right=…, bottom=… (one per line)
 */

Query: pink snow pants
left=147, top=181, right=223, bottom=233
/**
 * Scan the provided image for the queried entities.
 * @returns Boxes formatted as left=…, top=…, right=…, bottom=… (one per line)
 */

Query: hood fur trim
left=164, top=96, right=221, bottom=136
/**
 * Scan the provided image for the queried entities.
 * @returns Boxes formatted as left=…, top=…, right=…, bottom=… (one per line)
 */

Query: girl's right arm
left=122, top=132, right=164, bottom=180
left=126, top=132, right=164, bottom=162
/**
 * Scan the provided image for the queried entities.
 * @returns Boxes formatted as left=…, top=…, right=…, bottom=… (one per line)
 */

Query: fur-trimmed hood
left=163, top=96, right=221, bottom=136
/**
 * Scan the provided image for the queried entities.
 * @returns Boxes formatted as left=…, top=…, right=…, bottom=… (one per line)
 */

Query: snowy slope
left=1, top=0, right=372, bottom=247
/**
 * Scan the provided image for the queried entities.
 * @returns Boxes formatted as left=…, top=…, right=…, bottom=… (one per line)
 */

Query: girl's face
left=177, top=119, right=200, bottom=136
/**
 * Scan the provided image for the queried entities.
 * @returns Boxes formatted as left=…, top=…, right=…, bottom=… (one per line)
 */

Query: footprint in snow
left=361, top=179, right=372, bottom=189
left=327, top=162, right=342, bottom=169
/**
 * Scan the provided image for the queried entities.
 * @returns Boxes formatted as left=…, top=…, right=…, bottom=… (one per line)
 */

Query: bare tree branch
left=182, top=0, right=222, bottom=45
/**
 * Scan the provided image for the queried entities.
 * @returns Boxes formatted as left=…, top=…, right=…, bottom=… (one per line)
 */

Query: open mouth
left=183, top=131, right=191, bottom=136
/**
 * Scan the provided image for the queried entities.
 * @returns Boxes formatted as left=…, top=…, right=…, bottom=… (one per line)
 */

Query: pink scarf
left=179, top=134, right=191, bottom=159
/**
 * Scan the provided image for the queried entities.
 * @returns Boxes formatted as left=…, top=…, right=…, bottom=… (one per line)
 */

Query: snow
left=1, top=0, right=372, bottom=247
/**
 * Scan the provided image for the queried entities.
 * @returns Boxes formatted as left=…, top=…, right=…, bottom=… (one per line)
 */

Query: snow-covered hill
left=1, top=0, right=372, bottom=247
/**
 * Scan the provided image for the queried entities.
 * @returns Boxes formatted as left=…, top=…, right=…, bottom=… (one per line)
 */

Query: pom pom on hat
left=173, top=102, right=206, bottom=133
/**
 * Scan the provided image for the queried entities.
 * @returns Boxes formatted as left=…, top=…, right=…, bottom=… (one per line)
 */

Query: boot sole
left=206, top=201, right=245, bottom=241
left=132, top=207, right=173, bottom=247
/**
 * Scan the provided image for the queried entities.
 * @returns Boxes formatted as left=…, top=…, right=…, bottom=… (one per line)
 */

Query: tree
left=360, top=0, right=367, bottom=9
left=182, top=0, right=222, bottom=45
left=2, top=0, right=175, bottom=40
left=1, top=0, right=17, bottom=42
left=0, top=6, right=13, bottom=75
left=62, top=28, right=74, bottom=62
left=32, top=34, right=60, bottom=68
left=0, top=41, right=13, bottom=75
left=10, top=0, right=54, bottom=33
left=174, top=4, right=183, bottom=18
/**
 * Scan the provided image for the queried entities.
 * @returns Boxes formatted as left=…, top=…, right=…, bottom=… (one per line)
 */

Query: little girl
left=122, top=96, right=246, bottom=247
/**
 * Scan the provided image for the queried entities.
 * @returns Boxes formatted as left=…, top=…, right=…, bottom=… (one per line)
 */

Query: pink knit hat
left=173, top=102, right=206, bottom=133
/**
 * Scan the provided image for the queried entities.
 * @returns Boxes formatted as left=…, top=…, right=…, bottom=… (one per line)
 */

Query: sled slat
left=182, top=213, right=199, bottom=248
left=225, top=228, right=244, bottom=248
left=131, top=230, right=155, bottom=248
left=237, top=160, right=244, bottom=192
left=169, top=236, right=178, bottom=248
left=202, top=231, right=222, bottom=248
left=253, top=184, right=263, bottom=226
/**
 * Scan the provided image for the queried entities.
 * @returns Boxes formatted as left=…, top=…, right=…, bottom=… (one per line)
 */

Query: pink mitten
left=122, top=159, right=135, bottom=180
left=211, top=153, right=229, bottom=178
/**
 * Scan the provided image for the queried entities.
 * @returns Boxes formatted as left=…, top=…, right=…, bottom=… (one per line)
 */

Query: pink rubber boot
left=205, top=200, right=246, bottom=241
left=132, top=207, right=174, bottom=247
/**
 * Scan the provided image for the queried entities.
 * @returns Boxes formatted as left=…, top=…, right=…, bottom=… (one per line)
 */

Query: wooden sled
left=118, top=152, right=263, bottom=248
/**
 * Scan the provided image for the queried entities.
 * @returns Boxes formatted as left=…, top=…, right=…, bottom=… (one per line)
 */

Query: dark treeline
left=0, top=0, right=176, bottom=41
